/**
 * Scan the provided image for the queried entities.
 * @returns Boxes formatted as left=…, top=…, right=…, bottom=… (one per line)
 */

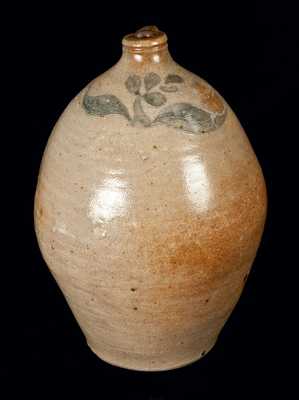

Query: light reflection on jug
left=88, top=177, right=128, bottom=223
left=182, top=155, right=211, bottom=213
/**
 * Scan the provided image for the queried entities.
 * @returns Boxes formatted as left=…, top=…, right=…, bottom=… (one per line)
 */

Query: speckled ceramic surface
left=34, top=26, right=267, bottom=371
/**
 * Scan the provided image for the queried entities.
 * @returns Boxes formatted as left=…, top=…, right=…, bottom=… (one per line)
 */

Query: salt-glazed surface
left=34, top=26, right=267, bottom=371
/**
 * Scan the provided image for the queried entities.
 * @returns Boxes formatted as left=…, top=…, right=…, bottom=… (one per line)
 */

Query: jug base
left=87, top=339, right=217, bottom=372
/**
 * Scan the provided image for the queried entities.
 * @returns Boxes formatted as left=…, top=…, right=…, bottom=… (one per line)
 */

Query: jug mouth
left=122, top=26, right=168, bottom=52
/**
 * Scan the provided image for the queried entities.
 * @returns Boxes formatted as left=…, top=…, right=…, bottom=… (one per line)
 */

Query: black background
left=2, top=1, right=297, bottom=398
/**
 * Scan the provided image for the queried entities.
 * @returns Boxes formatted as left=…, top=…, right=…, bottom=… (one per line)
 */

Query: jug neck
left=119, top=26, right=174, bottom=68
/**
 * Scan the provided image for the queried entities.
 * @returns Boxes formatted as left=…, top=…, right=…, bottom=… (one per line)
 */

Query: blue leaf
left=154, top=103, right=226, bottom=133
left=83, top=94, right=131, bottom=120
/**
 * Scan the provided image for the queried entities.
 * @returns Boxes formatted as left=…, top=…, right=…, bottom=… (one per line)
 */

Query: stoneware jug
left=34, top=26, right=267, bottom=371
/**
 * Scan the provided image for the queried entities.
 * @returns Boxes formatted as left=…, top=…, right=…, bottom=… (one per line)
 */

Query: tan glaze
left=34, top=26, right=267, bottom=371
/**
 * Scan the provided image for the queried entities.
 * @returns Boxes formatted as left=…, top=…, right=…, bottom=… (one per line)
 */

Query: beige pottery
left=34, top=26, right=267, bottom=371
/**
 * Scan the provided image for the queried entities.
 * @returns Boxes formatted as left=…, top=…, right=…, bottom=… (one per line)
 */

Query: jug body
left=34, top=26, right=267, bottom=371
